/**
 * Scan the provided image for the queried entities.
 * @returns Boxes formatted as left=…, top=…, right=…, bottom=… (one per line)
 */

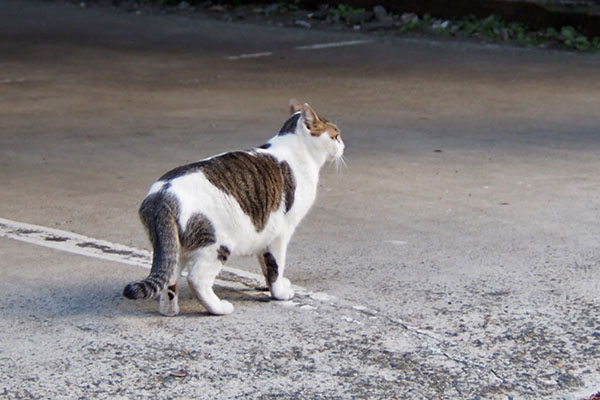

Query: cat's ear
left=289, top=99, right=302, bottom=114
left=301, top=103, right=320, bottom=130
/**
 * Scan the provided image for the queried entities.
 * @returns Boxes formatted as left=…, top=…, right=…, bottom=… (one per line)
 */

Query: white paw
left=159, top=299, right=180, bottom=317
left=271, top=278, right=295, bottom=301
left=208, top=300, right=234, bottom=316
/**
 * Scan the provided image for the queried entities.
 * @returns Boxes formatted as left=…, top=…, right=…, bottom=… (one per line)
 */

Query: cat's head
left=284, top=102, right=345, bottom=163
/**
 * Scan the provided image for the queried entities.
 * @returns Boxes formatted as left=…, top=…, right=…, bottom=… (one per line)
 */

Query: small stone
left=431, top=20, right=450, bottom=31
left=208, top=5, right=225, bottom=12
left=295, top=20, right=311, bottom=29
left=400, top=12, right=419, bottom=25
left=177, top=1, right=190, bottom=10
left=539, top=378, right=557, bottom=387
left=169, top=370, right=187, bottom=378
left=373, top=5, right=389, bottom=22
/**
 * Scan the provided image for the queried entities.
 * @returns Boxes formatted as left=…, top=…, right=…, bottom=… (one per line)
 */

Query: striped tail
left=123, top=193, right=180, bottom=300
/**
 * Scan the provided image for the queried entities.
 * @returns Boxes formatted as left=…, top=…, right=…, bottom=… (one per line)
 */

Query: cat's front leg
left=259, top=236, right=295, bottom=301
left=271, top=275, right=294, bottom=301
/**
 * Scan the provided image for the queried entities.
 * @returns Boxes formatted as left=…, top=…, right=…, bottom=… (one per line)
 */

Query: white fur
left=153, top=106, right=344, bottom=316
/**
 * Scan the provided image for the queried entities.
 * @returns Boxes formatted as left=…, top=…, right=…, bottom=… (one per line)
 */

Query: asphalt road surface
left=1, top=1, right=599, bottom=399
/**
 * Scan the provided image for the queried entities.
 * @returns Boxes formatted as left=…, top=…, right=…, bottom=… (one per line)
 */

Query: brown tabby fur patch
left=158, top=152, right=296, bottom=232
left=202, top=152, right=295, bottom=232
left=180, top=213, right=216, bottom=250
left=279, top=160, right=295, bottom=213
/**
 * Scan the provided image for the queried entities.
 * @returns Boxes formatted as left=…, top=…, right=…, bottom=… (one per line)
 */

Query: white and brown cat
left=124, top=102, right=344, bottom=316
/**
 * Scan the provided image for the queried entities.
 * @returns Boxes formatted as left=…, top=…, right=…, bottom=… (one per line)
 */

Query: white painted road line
left=0, top=217, right=265, bottom=285
left=295, top=40, right=372, bottom=50
left=225, top=52, right=273, bottom=60
left=0, top=217, right=151, bottom=267
left=226, top=40, right=372, bottom=60
left=0, top=217, right=344, bottom=307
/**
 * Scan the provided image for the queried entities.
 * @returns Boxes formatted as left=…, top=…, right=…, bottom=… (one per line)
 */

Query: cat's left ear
left=301, top=103, right=320, bottom=130
left=289, top=99, right=302, bottom=114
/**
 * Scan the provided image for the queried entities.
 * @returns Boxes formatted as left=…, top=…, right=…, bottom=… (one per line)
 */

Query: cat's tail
left=123, top=194, right=180, bottom=300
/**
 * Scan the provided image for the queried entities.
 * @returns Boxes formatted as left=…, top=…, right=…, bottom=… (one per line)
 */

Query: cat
left=123, top=102, right=345, bottom=316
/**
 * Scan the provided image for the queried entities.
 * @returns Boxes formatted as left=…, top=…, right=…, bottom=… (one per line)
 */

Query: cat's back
left=144, top=149, right=297, bottom=249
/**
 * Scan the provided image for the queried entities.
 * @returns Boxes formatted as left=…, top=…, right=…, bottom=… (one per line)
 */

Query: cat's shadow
left=5, top=280, right=273, bottom=319
left=176, top=285, right=273, bottom=318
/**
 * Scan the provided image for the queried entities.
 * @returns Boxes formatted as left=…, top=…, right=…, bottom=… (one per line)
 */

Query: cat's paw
left=208, top=300, right=234, bottom=316
left=159, top=299, right=180, bottom=317
left=271, top=277, right=295, bottom=301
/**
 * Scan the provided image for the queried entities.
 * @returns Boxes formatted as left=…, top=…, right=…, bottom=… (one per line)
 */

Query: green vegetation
left=330, top=4, right=366, bottom=23
left=548, top=26, right=600, bottom=52
left=142, top=0, right=600, bottom=54
left=448, top=14, right=599, bottom=52
left=275, top=0, right=301, bottom=12
left=319, top=3, right=600, bottom=53
left=397, top=12, right=600, bottom=53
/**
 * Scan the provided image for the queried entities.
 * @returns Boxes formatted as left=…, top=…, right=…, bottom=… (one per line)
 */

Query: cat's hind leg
left=259, top=236, right=295, bottom=301
left=158, top=261, right=182, bottom=316
left=186, top=246, right=234, bottom=316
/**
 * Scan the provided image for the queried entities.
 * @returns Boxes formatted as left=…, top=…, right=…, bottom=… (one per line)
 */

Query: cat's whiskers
left=332, top=155, right=347, bottom=172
